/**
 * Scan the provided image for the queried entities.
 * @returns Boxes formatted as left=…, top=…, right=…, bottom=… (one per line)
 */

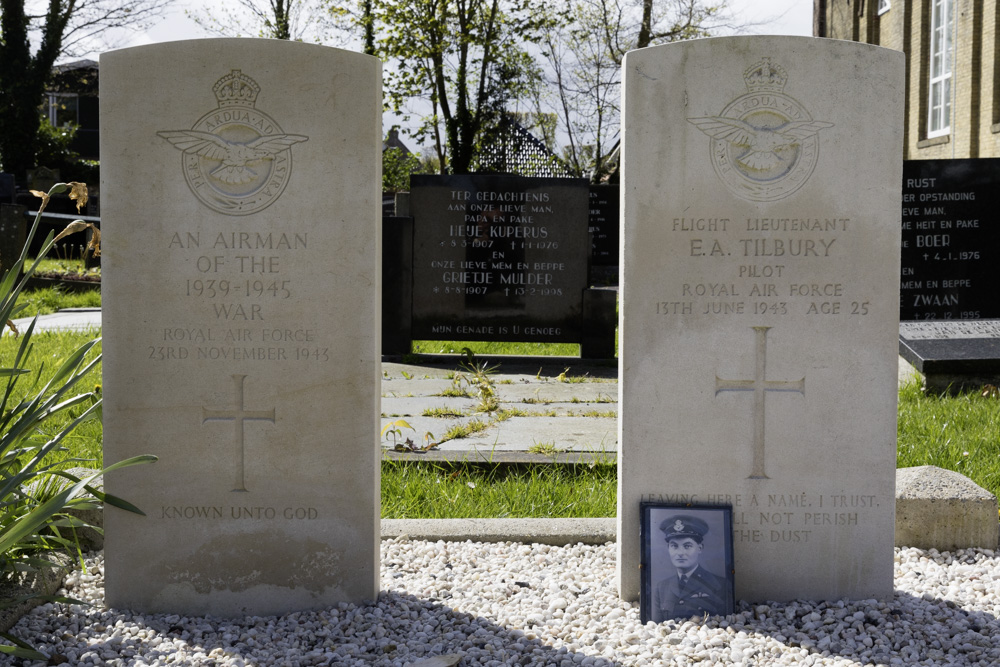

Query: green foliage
left=526, top=441, right=565, bottom=456
left=538, top=0, right=729, bottom=180
left=442, top=417, right=491, bottom=440
left=450, top=347, right=500, bottom=412
left=0, top=0, right=168, bottom=178
left=0, top=333, right=103, bottom=470
left=0, top=184, right=153, bottom=658
left=422, top=407, right=468, bottom=418
left=363, top=0, right=556, bottom=173
left=33, top=118, right=79, bottom=171
left=381, top=418, right=438, bottom=452
left=382, top=146, right=422, bottom=193
left=186, top=0, right=341, bottom=42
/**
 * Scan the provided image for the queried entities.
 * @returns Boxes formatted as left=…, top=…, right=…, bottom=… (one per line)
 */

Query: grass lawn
left=6, top=315, right=999, bottom=519
left=896, top=380, right=1000, bottom=494
left=382, top=459, right=616, bottom=519
left=15, top=257, right=101, bottom=318
left=0, top=330, right=103, bottom=471
left=15, top=287, right=101, bottom=318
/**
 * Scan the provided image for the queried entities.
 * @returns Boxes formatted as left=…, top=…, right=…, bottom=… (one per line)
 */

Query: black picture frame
left=640, top=503, right=735, bottom=623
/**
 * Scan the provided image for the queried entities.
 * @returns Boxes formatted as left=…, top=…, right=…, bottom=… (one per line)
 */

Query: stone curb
left=381, top=450, right=616, bottom=465
left=381, top=518, right=617, bottom=546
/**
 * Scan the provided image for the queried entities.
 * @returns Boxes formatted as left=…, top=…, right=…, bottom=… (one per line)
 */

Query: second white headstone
left=618, top=36, right=904, bottom=604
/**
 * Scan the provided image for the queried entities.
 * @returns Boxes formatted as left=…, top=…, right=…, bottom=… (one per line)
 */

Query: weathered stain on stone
left=164, top=532, right=344, bottom=594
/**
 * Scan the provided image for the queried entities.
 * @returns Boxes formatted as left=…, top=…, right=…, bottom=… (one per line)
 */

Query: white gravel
left=6, top=539, right=1000, bottom=666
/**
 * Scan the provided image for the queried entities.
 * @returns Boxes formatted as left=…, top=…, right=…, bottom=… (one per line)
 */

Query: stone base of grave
left=922, top=372, right=1000, bottom=396
left=896, top=465, right=1000, bottom=551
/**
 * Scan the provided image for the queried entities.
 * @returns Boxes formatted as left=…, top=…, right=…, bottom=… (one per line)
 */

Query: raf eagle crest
left=158, top=131, right=307, bottom=186
left=158, top=70, right=309, bottom=215
left=688, top=58, right=833, bottom=202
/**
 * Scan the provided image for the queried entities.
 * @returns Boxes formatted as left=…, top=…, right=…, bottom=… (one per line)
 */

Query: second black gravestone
left=899, top=320, right=1000, bottom=393
left=410, top=174, right=590, bottom=345
left=589, top=186, right=619, bottom=267
left=901, top=158, right=1000, bottom=321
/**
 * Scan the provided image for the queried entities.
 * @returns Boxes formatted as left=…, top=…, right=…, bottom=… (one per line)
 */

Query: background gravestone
left=900, top=158, right=1000, bottom=321
left=618, top=37, right=903, bottom=604
left=409, top=174, right=590, bottom=344
left=0, top=204, right=26, bottom=276
left=101, top=39, right=381, bottom=616
left=588, top=185, right=619, bottom=282
left=0, top=173, right=14, bottom=204
left=899, top=320, right=1000, bottom=392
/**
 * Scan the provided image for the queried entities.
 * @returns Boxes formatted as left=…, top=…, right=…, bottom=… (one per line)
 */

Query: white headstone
left=100, top=39, right=382, bottom=616
left=618, top=36, right=903, bottom=603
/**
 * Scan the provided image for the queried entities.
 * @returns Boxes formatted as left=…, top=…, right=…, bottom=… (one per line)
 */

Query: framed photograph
left=640, top=503, right=735, bottom=623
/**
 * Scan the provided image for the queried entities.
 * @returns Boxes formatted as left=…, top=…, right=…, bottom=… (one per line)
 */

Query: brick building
left=815, top=0, right=1000, bottom=159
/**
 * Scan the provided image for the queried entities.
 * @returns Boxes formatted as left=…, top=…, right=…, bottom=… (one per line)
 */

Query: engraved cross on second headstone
left=202, top=374, right=275, bottom=492
left=715, top=326, right=805, bottom=479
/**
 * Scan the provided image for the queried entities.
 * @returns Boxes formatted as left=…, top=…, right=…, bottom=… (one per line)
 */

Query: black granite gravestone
left=383, top=216, right=413, bottom=355
left=0, top=174, right=14, bottom=205
left=410, top=174, right=590, bottom=344
left=0, top=204, right=26, bottom=277
left=899, top=320, right=1000, bottom=393
left=588, top=185, right=619, bottom=266
left=900, top=159, right=1000, bottom=321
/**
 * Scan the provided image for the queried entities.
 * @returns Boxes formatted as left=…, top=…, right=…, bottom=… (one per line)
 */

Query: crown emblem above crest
left=213, top=70, right=260, bottom=107
left=673, top=520, right=686, bottom=532
left=744, top=58, right=788, bottom=93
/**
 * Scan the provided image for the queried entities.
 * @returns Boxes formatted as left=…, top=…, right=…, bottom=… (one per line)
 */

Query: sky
left=75, top=0, right=814, bottom=153
left=85, top=0, right=813, bottom=59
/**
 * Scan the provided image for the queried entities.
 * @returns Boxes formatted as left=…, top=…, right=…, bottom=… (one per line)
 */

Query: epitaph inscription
left=900, top=159, right=1000, bottom=320
left=158, top=70, right=309, bottom=215
left=588, top=186, right=619, bottom=265
left=410, top=174, right=589, bottom=343
left=899, top=320, right=1000, bottom=340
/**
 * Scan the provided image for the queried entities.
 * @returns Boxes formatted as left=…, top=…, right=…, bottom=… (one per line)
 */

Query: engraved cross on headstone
left=715, top=326, right=805, bottom=479
left=202, top=374, right=275, bottom=492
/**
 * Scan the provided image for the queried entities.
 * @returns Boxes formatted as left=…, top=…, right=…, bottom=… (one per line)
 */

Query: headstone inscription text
left=900, top=158, right=1000, bottom=321
left=901, top=320, right=1000, bottom=340
left=101, top=39, right=381, bottom=617
left=410, top=174, right=589, bottom=343
left=588, top=186, right=619, bottom=266
left=619, top=37, right=903, bottom=605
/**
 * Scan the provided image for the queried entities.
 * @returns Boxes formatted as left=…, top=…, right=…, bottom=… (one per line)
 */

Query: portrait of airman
left=651, top=514, right=732, bottom=622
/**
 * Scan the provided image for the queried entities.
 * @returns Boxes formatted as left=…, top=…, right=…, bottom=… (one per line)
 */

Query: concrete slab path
left=11, top=309, right=924, bottom=462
